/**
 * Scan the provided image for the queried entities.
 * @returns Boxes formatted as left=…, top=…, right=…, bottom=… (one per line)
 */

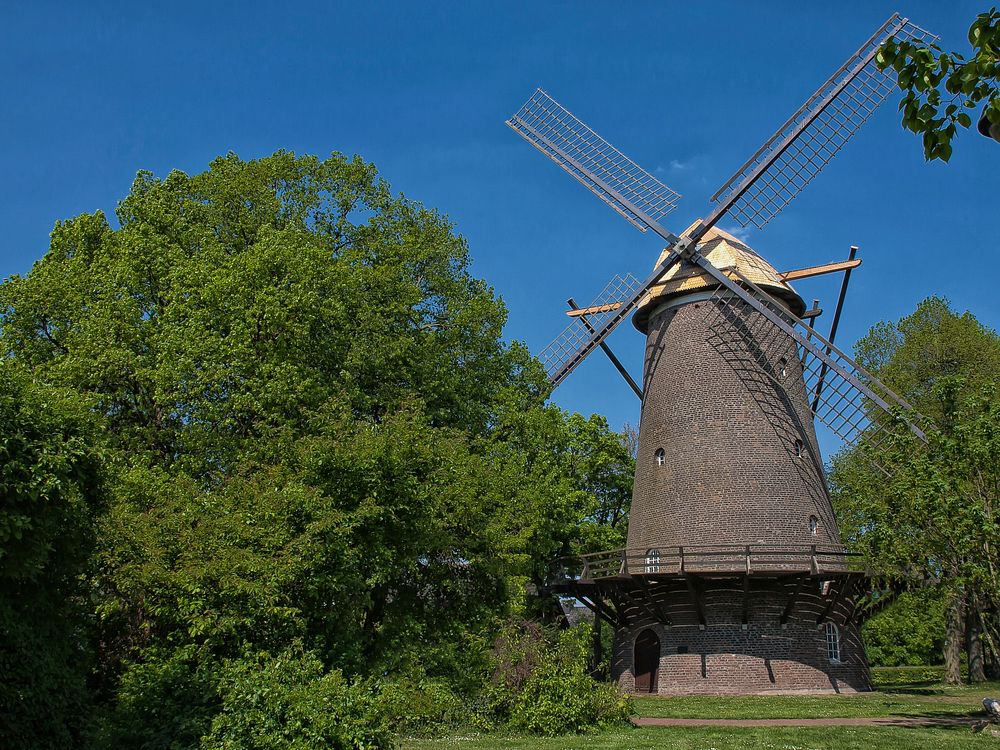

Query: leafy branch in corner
left=877, top=7, right=1000, bottom=161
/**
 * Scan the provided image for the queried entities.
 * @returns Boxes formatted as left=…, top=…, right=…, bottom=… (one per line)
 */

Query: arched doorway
left=634, top=629, right=660, bottom=693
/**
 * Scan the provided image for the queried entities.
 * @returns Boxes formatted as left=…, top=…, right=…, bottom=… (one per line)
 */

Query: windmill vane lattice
left=508, top=13, right=934, bottom=694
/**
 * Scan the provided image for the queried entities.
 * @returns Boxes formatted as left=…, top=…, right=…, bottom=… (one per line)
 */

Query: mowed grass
left=403, top=670, right=1000, bottom=750
left=632, top=679, right=1000, bottom=719
left=404, top=726, right=999, bottom=750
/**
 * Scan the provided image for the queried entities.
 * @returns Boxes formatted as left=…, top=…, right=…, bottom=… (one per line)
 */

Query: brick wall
left=610, top=578, right=871, bottom=694
left=626, top=295, right=841, bottom=556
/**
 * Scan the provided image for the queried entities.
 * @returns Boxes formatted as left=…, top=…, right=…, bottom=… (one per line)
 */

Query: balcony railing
left=550, top=544, right=865, bottom=582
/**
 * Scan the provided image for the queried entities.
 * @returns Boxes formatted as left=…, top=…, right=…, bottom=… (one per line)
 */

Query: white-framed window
left=794, top=439, right=805, bottom=458
left=654, top=448, right=665, bottom=466
left=645, top=548, right=661, bottom=574
left=809, top=515, right=819, bottom=536
left=824, top=621, right=841, bottom=662
left=778, top=357, right=788, bottom=379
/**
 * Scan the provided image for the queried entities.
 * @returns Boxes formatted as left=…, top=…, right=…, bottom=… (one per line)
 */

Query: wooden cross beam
left=778, top=258, right=862, bottom=281
left=566, top=298, right=643, bottom=399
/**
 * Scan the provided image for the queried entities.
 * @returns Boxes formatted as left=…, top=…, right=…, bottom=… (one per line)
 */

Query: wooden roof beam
left=565, top=301, right=623, bottom=318
left=779, top=258, right=862, bottom=281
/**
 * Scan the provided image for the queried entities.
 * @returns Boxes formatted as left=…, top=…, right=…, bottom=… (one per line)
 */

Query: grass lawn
left=632, top=679, right=1000, bottom=719
left=404, top=671, right=1000, bottom=750
left=404, top=725, right=999, bottom=750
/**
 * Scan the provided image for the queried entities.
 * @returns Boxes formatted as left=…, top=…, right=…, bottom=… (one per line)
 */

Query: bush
left=482, top=621, right=632, bottom=735
left=200, top=645, right=393, bottom=750
left=97, top=646, right=220, bottom=750
left=375, top=675, right=465, bottom=736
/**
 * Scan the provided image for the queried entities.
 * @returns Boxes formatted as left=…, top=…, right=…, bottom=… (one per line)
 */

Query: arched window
left=654, top=448, right=665, bottom=466
left=794, top=439, right=805, bottom=458
left=645, top=548, right=661, bottom=574
left=824, top=622, right=841, bottom=662
left=809, top=515, right=819, bottom=536
left=778, top=356, right=788, bottom=379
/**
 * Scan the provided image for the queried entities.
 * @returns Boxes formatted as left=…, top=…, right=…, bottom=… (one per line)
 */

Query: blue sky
left=1, top=1, right=996, bottom=451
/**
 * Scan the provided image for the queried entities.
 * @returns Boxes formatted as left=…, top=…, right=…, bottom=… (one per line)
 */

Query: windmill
left=508, top=13, right=934, bottom=694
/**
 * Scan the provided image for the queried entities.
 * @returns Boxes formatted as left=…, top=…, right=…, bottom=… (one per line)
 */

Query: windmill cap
left=632, top=224, right=806, bottom=333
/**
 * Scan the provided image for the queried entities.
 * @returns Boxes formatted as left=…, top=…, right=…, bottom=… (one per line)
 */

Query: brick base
left=610, top=579, right=871, bottom=695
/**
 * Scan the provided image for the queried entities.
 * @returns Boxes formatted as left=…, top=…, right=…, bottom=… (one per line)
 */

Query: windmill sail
left=508, top=14, right=937, bottom=400
left=690, top=253, right=927, bottom=472
left=507, top=89, right=682, bottom=242
left=541, top=251, right=684, bottom=386
left=705, top=13, right=935, bottom=231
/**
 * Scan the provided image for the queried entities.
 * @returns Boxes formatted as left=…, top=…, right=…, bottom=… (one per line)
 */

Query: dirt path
left=632, top=716, right=974, bottom=727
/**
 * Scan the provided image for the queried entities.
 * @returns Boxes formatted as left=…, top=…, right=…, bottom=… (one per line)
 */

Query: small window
left=654, top=448, right=665, bottom=466
left=794, top=439, right=805, bottom=458
left=645, top=548, right=661, bottom=574
left=778, top=357, right=788, bottom=379
left=824, top=622, right=841, bottom=662
left=809, top=515, right=819, bottom=536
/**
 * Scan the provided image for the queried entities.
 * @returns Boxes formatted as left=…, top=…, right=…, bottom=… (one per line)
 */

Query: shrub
left=375, top=675, right=465, bottom=736
left=200, top=645, right=393, bottom=750
left=482, top=621, right=632, bottom=735
left=97, top=645, right=220, bottom=750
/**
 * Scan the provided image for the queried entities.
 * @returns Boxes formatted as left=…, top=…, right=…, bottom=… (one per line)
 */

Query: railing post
left=620, top=549, right=629, bottom=575
left=810, top=544, right=819, bottom=575
left=745, top=545, right=752, bottom=575
left=582, top=559, right=590, bottom=580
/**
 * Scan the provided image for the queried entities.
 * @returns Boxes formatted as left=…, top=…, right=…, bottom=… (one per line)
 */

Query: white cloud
left=721, top=224, right=754, bottom=243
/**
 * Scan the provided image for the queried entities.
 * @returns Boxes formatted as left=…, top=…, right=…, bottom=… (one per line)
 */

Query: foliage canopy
left=0, top=151, right=635, bottom=746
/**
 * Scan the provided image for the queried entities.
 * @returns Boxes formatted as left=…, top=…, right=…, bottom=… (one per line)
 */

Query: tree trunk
left=968, top=596, right=986, bottom=683
left=944, top=589, right=965, bottom=685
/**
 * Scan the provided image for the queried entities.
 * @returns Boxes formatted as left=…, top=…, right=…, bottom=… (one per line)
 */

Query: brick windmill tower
left=507, top=13, right=933, bottom=695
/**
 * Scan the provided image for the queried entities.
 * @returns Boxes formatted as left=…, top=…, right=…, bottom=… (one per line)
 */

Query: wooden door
left=633, top=629, right=660, bottom=693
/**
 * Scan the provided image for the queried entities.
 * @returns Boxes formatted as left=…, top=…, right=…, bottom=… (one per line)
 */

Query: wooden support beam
left=843, top=577, right=863, bottom=626
left=684, top=574, right=707, bottom=630
left=636, top=578, right=672, bottom=627
left=625, top=588, right=666, bottom=627
left=778, top=258, right=862, bottom=281
left=577, top=594, right=620, bottom=628
left=817, top=576, right=850, bottom=625
left=566, top=298, right=643, bottom=400
left=566, top=302, right=622, bottom=318
left=780, top=576, right=807, bottom=627
left=603, top=587, right=631, bottom=628
left=741, top=574, right=752, bottom=628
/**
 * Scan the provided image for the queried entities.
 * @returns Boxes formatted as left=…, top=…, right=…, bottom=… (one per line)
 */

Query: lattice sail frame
left=709, top=14, right=936, bottom=229
left=511, top=14, right=936, bottom=409
left=539, top=274, right=643, bottom=380
left=697, top=263, right=927, bottom=473
left=507, top=89, right=681, bottom=236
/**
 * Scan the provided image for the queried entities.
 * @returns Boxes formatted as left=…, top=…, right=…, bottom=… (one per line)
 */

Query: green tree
left=831, top=297, right=1000, bottom=684
left=0, top=365, right=104, bottom=748
left=877, top=7, right=1000, bottom=160
left=0, top=151, right=634, bottom=745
